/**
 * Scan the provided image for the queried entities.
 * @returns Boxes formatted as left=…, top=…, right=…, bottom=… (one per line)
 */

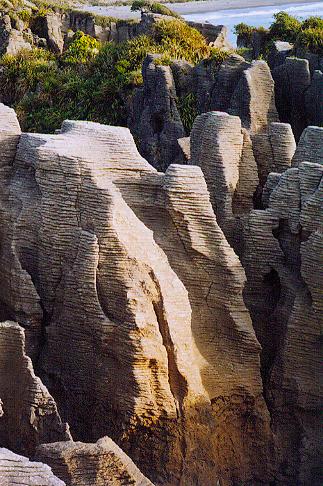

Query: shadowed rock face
left=272, top=57, right=311, bottom=141
left=0, top=104, right=271, bottom=485
left=243, top=142, right=323, bottom=484
left=128, top=54, right=185, bottom=171
left=0, top=321, right=71, bottom=456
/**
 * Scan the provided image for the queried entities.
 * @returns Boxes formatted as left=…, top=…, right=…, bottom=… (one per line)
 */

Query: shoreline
left=77, top=0, right=322, bottom=20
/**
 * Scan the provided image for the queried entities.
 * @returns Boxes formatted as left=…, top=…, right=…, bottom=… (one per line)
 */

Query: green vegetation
left=234, top=12, right=323, bottom=57
left=131, top=0, right=180, bottom=18
left=295, top=27, right=323, bottom=55
left=269, top=11, right=302, bottom=42
left=177, top=92, right=197, bottom=134
left=0, top=19, right=227, bottom=133
left=234, top=22, right=268, bottom=45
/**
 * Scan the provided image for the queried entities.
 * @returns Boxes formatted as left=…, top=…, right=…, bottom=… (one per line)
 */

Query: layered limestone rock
left=189, top=111, right=296, bottom=252
left=272, top=57, right=311, bottom=140
left=0, top=105, right=43, bottom=356
left=0, top=110, right=272, bottom=485
left=36, top=438, right=154, bottom=486
left=292, top=125, right=323, bottom=167
left=129, top=54, right=185, bottom=171
left=305, top=70, right=323, bottom=128
left=243, top=135, right=323, bottom=484
left=0, top=321, right=70, bottom=456
left=0, top=448, right=65, bottom=486
left=210, top=53, right=249, bottom=112
left=229, top=60, right=279, bottom=133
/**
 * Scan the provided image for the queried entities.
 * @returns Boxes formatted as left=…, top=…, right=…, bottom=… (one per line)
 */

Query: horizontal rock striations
left=0, top=321, right=71, bottom=456
left=0, top=108, right=272, bottom=485
left=0, top=448, right=65, bottom=486
left=243, top=138, right=323, bottom=484
left=36, top=437, right=154, bottom=486
left=0, top=101, right=321, bottom=486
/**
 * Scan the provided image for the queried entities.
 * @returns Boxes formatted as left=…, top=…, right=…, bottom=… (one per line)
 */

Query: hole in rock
left=151, top=113, right=164, bottom=134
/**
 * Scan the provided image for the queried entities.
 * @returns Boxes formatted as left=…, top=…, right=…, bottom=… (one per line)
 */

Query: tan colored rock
left=36, top=438, right=154, bottom=486
left=243, top=146, right=323, bottom=485
left=230, top=60, right=278, bottom=134
left=0, top=105, right=43, bottom=355
left=189, top=111, right=258, bottom=253
left=0, top=322, right=70, bottom=456
left=0, top=112, right=272, bottom=485
left=0, top=448, right=65, bottom=486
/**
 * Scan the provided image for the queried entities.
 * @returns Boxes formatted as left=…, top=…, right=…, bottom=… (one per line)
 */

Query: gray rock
left=268, top=40, right=294, bottom=70
left=129, top=54, right=185, bottom=171
left=32, top=13, right=64, bottom=53
left=305, top=70, right=323, bottom=127
left=272, top=57, right=311, bottom=141
left=0, top=448, right=65, bottom=486
left=210, top=53, right=249, bottom=112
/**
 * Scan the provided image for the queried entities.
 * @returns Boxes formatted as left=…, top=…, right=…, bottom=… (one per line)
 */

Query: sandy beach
left=77, top=0, right=322, bottom=20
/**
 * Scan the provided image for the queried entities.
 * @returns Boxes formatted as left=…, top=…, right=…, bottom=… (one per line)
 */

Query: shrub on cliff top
left=62, top=31, right=100, bottom=64
left=295, top=27, right=323, bottom=55
left=0, top=19, right=228, bottom=132
left=269, top=11, right=302, bottom=42
left=131, top=0, right=180, bottom=18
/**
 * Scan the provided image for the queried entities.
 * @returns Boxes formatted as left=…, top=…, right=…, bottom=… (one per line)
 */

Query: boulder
left=0, top=448, right=65, bottom=486
left=188, top=21, right=233, bottom=50
left=36, top=438, right=154, bottom=486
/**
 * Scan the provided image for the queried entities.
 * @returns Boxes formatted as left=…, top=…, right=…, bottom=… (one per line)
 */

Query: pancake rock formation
left=0, top=103, right=272, bottom=485
left=0, top=102, right=322, bottom=486
left=243, top=126, right=323, bottom=485
left=0, top=321, right=70, bottom=456
left=0, top=448, right=65, bottom=486
left=36, top=437, right=154, bottom=486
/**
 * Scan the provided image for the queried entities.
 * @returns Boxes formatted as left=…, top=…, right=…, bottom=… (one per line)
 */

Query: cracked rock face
left=0, top=321, right=71, bottom=456
left=243, top=154, right=323, bottom=485
left=0, top=104, right=271, bottom=485
left=128, top=54, right=185, bottom=172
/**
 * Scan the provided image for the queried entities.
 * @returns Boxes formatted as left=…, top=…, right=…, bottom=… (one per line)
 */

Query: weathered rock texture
left=36, top=438, right=154, bottom=486
left=0, top=101, right=322, bottom=486
left=243, top=134, right=323, bottom=485
left=0, top=103, right=272, bottom=485
left=305, top=70, right=323, bottom=128
left=129, top=54, right=185, bottom=171
left=272, top=57, right=311, bottom=140
left=189, top=111, right=296, bottom=252
left=0, top=448, right=65, bottom=486
left=0, top=322, right=71, bottom=456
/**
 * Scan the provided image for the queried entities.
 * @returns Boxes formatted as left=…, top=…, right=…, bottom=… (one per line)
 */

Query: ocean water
left=183, top=2, right=323, bottom=45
